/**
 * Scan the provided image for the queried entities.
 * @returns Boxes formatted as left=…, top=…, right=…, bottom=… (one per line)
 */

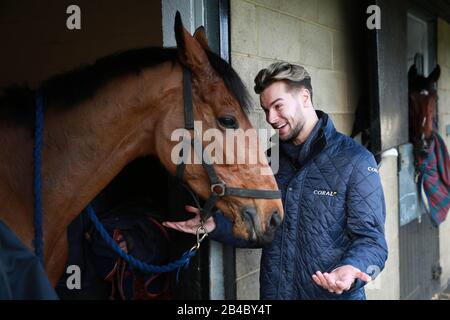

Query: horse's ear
left=428, top=65, right=441, bottom=83
left=174, top=11, right=210, bottom=73
left=193, top=26, right=209, bottom=50
left=408, top=64, right=418, bottom=84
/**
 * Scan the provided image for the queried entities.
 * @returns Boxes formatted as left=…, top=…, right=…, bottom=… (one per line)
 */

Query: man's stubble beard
left=281, top=99, right=305, bottom=142
left=281, top=114, right=305, bottom=142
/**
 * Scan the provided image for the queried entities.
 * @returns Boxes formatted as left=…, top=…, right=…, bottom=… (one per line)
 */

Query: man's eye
left=218, top=116, right=238, bottom=129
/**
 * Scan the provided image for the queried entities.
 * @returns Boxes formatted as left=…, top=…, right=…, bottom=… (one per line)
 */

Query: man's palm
left=312, top=265, right=371, bottom=294
left=162, top=205, right=216, bottom=234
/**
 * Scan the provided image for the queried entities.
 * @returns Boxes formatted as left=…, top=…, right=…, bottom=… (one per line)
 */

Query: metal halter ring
left=196, top=224, right=208, bottom=243
left=189, top=224, right=209, bottom=253
left=211, top=181, right=226, bottom=196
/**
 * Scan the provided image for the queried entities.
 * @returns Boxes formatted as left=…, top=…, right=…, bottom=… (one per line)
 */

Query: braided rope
left=86, top=205, right=196, bottom=275
left=33, top=92, right=44, bottom=263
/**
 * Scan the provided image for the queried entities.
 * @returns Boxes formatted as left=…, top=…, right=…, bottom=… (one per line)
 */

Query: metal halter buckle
left=211, top=181, right=226, bottom=196
left=189, top=224, right=209, bottom=252
left=196, top=224, right=208, bottom=244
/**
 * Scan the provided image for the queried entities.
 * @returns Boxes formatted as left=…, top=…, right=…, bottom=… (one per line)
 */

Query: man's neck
left=292, top=112, right=319, bottom=146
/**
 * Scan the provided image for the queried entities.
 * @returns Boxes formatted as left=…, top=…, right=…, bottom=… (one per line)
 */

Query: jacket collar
left=280, top=110, right=336, bottom=169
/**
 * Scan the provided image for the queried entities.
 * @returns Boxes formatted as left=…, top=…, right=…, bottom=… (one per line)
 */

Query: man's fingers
left=161, top=221, right=181, bottom=231
left=314, top=271, right=349, bottom=294
left=312, top=274, right=322, bottom=287
left=162, top=221, right=196, bottom=235
left=355, top=271, right=372, bottom=282
left=185, top=205, right=201, bottom=214
left=315, top=271, right=329, bottom=289
left=323, top=273, right=338, bottom=292
left=163, top=206, right=217, bottom=234
left=163, top=205, right=216, bottom=234
left=312, top=273, right=325, bottom=287
left=335, top=280, right=348, bottom=291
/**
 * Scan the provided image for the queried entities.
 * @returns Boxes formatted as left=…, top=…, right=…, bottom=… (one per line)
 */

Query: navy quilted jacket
left=210, top=111, right=388, bottom=300
left=0, top=221, right=58, bottom=299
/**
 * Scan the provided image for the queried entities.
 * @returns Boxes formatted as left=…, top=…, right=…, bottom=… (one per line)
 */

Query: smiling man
left=164, top=62, right=388, bottom=300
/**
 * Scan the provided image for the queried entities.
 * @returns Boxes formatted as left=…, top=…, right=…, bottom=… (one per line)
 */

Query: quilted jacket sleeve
left=0, top=221, right=59, bottom=299
left=338, top=151, right=388, bottom=291
left=209, top=211, right=258, bottom=248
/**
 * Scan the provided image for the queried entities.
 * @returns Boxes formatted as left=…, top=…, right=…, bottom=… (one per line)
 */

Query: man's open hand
left=312, top=265, right=371, bottom=294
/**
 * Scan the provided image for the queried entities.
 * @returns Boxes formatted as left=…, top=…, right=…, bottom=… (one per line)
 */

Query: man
left=163, top=62, right=388, bottom=300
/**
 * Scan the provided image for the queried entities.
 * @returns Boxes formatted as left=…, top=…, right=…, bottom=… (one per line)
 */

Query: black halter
left=176, top=68, right=282, bottom=222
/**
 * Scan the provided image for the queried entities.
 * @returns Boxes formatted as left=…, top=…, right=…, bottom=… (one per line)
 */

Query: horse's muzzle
left=241, top=206, right=282, bottom=245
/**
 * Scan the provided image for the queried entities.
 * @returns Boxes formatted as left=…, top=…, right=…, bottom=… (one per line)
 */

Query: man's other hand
left=312, top=265, right=371, bottom=294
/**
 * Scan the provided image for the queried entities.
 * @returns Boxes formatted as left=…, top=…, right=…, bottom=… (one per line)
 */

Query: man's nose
left=267, top=109, right=278, bottom=124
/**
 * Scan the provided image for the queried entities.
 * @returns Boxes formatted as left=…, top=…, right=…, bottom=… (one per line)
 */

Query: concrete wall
left=230, top=0, right=400, bottom=299
left=437, top=18, right=450, bottom=291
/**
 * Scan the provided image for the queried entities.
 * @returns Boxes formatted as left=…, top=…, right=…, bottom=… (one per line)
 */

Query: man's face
left=260, top=81, right=307, bottom=142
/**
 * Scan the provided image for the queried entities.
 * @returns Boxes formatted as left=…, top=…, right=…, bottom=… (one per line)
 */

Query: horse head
left=408, top=64, right=440, bottom=153
left=153, top=13, right=283, bottom=245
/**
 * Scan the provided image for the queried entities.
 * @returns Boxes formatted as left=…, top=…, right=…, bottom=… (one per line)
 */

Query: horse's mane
left=0, top=47, right=251, bottom=127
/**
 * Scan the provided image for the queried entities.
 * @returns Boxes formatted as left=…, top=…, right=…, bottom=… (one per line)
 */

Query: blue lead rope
left=86, top=205, right=196, bottom=277
left=33, top=92, right=198, bottom=278
left=33, top=92, right=45, bottom=264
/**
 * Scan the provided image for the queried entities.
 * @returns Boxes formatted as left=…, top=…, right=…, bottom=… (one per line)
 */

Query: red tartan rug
left=417, top=132, right=450, bottom=226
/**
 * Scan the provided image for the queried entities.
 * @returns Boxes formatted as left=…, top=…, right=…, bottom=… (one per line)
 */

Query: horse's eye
left=218, top=116, right=238, bottom=129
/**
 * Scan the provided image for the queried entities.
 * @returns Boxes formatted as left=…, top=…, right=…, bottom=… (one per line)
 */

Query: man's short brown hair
left=254, top=62, right=313, bottom=101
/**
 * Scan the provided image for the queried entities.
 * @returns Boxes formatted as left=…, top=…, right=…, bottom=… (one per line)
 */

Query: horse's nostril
left=269, top=209, right=281, bottom=229
left=240, top=206, right=281, bottom=244
left=242, top=206, right=257, bottom=224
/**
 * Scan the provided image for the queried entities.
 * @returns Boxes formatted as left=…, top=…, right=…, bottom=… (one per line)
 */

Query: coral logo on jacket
left=313, top=190, right=337, bottom=197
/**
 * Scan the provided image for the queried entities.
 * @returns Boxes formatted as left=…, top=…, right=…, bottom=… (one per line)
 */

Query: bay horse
left=0, top=13, right=283, bottom=286
left=408, top=63, right=450, bottom=226
left=408, top=64, right=440, bottom=155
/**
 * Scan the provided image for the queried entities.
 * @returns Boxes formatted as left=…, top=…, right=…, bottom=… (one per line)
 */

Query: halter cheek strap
left=176, top=68, right=281, bottom=222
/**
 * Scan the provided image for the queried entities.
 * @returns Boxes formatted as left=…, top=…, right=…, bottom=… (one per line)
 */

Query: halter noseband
left=176, top=68, right=281, bottom=222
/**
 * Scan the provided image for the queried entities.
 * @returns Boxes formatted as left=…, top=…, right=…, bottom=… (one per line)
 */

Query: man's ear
left=300, top=88, right=311, bottom=105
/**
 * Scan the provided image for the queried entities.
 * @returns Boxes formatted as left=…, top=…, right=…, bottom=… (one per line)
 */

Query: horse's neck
left=0, top=62, right=182, bottom=263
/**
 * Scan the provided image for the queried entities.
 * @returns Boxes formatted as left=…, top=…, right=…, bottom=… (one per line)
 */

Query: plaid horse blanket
left=417, top=132, right=450, bottom=226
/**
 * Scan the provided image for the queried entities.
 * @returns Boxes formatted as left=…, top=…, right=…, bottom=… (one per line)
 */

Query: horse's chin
left=233, top=222, right=275, bottom=247
left=253, top=231, right=276, bottom=247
